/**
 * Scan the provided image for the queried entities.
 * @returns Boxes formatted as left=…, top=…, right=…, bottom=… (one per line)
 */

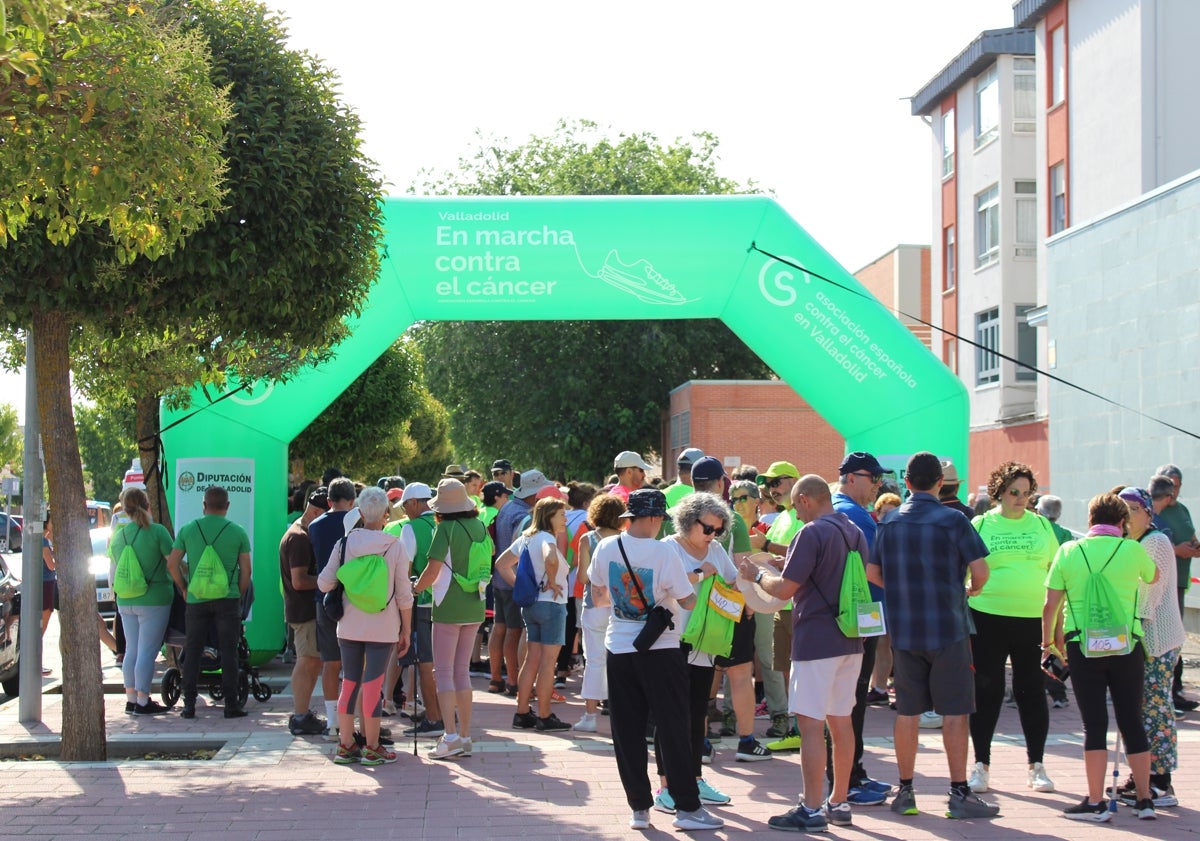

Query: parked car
left=0, top=552, right=21, bottom=697
left=91, top=526, right=116, bottom=620
left=0, top=512, right=21, bottom=554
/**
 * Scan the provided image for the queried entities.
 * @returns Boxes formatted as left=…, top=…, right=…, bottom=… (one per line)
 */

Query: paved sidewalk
left=1, top=622, right=1199, bottom=839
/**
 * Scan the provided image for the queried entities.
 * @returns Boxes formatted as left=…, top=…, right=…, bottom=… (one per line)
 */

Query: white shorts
left=789, top=653, right=863, bottom=720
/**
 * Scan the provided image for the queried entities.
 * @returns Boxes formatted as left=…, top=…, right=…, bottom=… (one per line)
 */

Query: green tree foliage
left=74, top=401, right=135, bottom=504
left=291, top=338, right=444, bottom=483
left=410, top=121, right=773, bottom=481
left=0, top=0, right=231, bottom=760
left=70, top=0, right=384, bottom=526
left=0, top=402, right=20, bottom=471
left=398, top=389, right=453, bottom=485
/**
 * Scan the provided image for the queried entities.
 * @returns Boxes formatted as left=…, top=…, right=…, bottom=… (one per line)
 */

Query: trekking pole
left=410, top=575, right=419, bottom=758
left=1109, top=730, right=1122, bottom=814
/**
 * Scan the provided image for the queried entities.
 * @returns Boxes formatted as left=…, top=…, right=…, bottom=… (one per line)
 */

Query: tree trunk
left=32, top=307, right=106, bottom=761
left=136, top=393, right=172, bottom=534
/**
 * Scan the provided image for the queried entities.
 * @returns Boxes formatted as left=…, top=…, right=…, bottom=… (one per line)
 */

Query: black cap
left=491, top=459, right=513, bottom=473
left=620, top=488, right=668, bottom=519
left=839, top=452, right=884, bottom=477
left=306, top=486, right=330, bottom=511
left=481, top=480, right=512, bottom=506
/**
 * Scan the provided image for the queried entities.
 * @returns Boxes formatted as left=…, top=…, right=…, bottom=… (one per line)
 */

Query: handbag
left=617, top=535, right=675, bottom=652
left=323, top=537, right=348, bottom=621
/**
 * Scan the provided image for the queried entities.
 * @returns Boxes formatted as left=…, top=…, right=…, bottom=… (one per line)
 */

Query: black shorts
left=314, top=600, right=341, bottom=662
left=893, top=637, right=975, bottom=716
left=42, top=579, right=57, bottom=612
left=715, top=614, right=756, bottom=668
left=493, top=587, right=525, bottom=629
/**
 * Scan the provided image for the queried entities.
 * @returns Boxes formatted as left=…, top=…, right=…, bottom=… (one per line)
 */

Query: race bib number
left=708, top=578, right=746, bottom=622
left=1084, top=625, right=1130, bottom=656
left=855, top=600, right=886, bottom=637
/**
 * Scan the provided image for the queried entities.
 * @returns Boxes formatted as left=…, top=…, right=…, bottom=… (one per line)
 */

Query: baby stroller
left=160, top=584, right=273, bottom=708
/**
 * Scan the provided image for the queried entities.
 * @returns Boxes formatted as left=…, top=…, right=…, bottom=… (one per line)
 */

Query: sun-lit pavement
left=2, top=608, right=1199, bottom=840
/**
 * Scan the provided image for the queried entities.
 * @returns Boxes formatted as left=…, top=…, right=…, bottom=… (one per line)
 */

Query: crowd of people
left=88, top=447, right=1196, bottom=831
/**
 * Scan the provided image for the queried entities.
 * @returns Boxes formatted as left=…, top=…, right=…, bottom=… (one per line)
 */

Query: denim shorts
left=521, top=600, right=567, bottom=646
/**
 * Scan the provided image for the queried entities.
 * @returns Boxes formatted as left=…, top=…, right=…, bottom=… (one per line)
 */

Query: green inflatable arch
left=162, top=195, right=967, bottom=663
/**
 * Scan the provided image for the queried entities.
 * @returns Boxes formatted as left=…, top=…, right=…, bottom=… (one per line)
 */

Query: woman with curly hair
left=967, top=461, right=1060, bottom=795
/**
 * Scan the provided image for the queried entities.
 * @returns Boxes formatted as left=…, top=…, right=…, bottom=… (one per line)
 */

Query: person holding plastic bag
left=413, top=478, right=491, bottom=760
left=318, top=487, right=413, bottom=766
left=1041, top=491, right=1158, bottom=821
left=650, top=492, right=753, bottom=815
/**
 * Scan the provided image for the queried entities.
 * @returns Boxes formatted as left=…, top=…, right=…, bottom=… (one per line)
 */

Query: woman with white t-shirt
left=652, top=493, right=743, bottom=814
left=503, top=497, right=572, bottom=732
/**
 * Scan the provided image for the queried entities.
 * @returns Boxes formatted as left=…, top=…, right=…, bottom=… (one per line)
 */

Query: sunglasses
left=731, top=495, right=754, bottom=504
left=766, top=476, right=787, bottom=489
left=698, top=521, right=727, bottom=537
left=851, top=471, right=883, bottom=484
left=1006, top=488, right=1033, bottom=498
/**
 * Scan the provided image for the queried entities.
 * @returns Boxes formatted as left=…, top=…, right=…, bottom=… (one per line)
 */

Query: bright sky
left=0, top=0, right=1015, bottom=421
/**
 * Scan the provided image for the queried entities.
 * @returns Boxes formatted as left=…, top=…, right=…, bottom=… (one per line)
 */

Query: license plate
left=96, top=587, right=113, bottom=603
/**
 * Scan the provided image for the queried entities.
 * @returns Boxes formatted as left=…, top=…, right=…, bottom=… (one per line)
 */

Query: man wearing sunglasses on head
left=828, top=452, right=894, bottom=806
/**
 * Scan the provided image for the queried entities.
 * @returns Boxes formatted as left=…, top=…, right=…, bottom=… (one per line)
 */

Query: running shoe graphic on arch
left=596, top=250, right=689, bottom=305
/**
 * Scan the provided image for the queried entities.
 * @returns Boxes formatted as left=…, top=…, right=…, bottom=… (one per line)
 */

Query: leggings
left=969, top=609, right=1049, bottom=764
left=1144, top=647, right=1180, bottom=774
left=432, top=622, right=476, bottom=692
left=1066, top=641, right=1149, bottom=753
left=119, top=603, right=171, bottom=694
left=337, top=639, right=391, bottom=716
left=655, top=660, right=713, bottom=781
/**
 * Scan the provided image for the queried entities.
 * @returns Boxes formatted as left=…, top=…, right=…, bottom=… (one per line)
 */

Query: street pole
left=19, top=328, right=44, bottom=723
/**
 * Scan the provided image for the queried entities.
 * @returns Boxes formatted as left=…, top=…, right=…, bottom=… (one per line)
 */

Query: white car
left=90, top=526, right=116, bottom=620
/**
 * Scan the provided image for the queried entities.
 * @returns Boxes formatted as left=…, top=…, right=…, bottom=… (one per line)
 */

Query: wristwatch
left=762, top=539, right=774, bottom=554
left=754, top=568, right=766, bottom=585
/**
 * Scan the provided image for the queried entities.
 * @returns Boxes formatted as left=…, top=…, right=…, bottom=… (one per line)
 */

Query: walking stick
left=1109, top=730, right=1122, bottom=814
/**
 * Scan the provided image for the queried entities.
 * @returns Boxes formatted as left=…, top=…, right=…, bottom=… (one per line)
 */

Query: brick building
left=663, top=380, right=844, bottom=483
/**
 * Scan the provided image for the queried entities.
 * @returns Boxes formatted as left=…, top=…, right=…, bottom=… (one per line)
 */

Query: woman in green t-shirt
left=414, top=478, right=490, bottom=761
left=966, top=462, right=1059, bottom=795
left=108, top=487, right=175, bottom=716
left=1042, top=492, right=1159, bottom=821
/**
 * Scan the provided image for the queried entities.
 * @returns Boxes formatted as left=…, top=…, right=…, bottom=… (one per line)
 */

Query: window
left=1015, top=180, right=1036, bottom=255
left=1050, top=26, right=1066, bottom=105
left=1013, top=57, right=1036, bottom=131
left=975, top=184, right=999, bottom=268
left=944, top=336, right=957, bottom=374
left=670, top=411, right=690, bottom=452
left=1050, top=163, right=1067, bottom=234
left=942, top=110, right=955, bottom=177
left=975, top=66, right=999, bottom=147
left=1015, top=305, right=1037, bottom=382
left=943, top=225, right=956, bottom=291
left=975, top=308, right=1000, bottom=386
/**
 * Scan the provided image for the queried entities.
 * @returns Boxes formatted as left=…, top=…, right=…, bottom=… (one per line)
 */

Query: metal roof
left=910, top=27, right=1036, bottom=116
left=1013, top=0, right=1059, bottom=29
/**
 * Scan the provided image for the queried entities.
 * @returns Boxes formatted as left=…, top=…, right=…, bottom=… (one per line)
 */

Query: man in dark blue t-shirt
left=308, top=477, right=357, bottom=729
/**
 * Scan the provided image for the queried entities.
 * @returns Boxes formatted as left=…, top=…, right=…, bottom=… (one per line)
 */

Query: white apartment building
left=911, top=28, right=1046, bottom=494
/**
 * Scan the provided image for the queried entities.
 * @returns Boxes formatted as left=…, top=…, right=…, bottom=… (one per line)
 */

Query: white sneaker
left=573, top=713, right=597, bottom=732
left=428, top=735, right=465, bottom=760
left=381, top=700, right=397, bottom=716
left=918, top=710, right=944, bottom=729
left=1028, top=761, right=1055, bottom=792
left=630, top=809, right=650, bottom=830
left=969, top=762, right=990, bottom=793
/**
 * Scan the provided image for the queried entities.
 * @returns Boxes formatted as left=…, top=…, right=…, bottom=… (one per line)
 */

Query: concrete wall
left=1046, top=167, right=1200, bottom=614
